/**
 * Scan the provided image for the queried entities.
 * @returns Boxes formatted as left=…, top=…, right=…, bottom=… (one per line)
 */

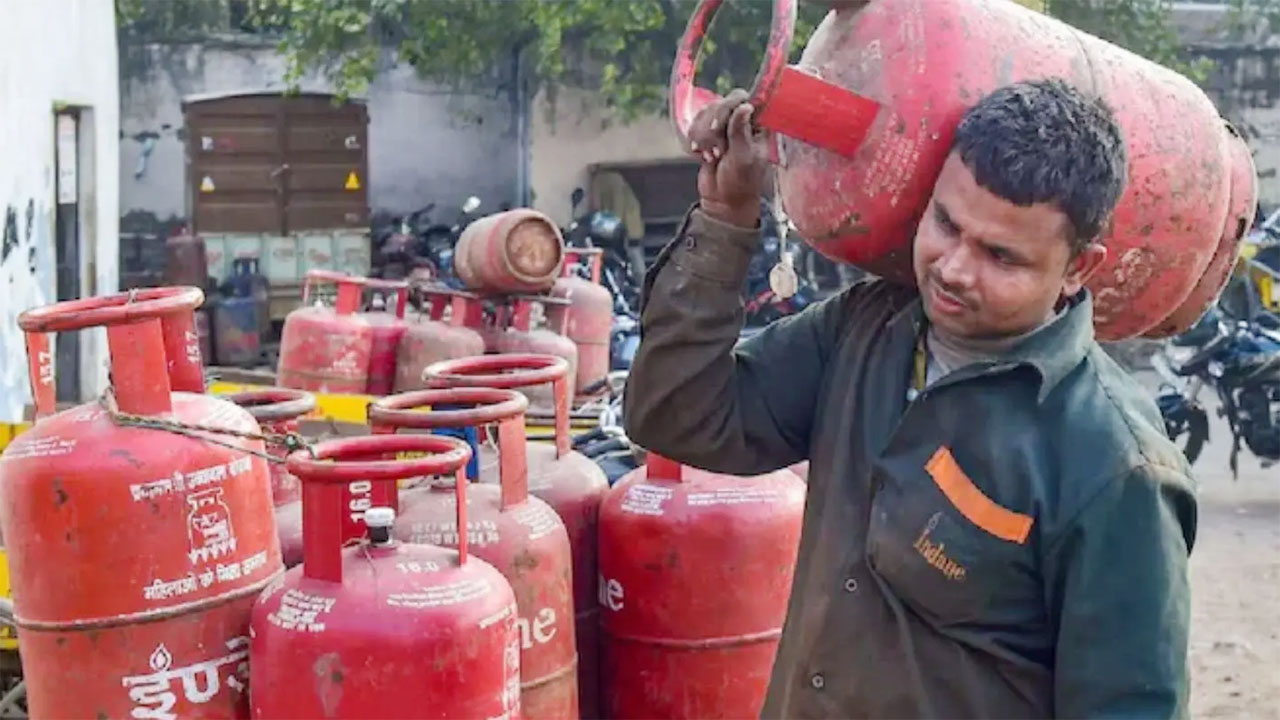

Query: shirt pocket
left=865, top=447, right=1034, bottom=626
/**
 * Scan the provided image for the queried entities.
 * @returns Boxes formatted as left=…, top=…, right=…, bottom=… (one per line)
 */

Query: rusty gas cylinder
left=493, top=295, right=579, bottom=413
left=369, top=387, right=579, bottom=719
left=455, top=208, right=566, bottom=294
left=599, top=453, right=805, bottom=718
left=361, top=278, right=411, bottom=396
left=670, top=0, right=1257, bottom=340
left=1150, top=121, right=1259, bottom=335
left=392, top=286, right=487, bottom=393
left=423, top=353, right=610, bottom=719
left=277, top=269, right=373, bottom=393
left=546, top=247, right=614, bottom=399
left=0, top=286, right=283, bottom=719
left=220, top=388, right=318, bottom=568
left=250, top=434, right=523, bottom=719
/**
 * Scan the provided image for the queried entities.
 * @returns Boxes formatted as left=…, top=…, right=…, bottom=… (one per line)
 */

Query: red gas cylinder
left=455, top=208, right=566, bottom=294
left=1151, top=121, right=1259, bottom=336
left=0, top=287, right=283, bottom=719
left=670, top=0, right=1257, bottom=340
left=369, top=387, right=579, bottom=719
left=277, top=269, right=373, bottom=393
left=220, top=388, right=318, bottom=568
left=494, top=295, right=579, bottom=413
left=423, top=354, right=611, bottom=719
left=361, top=278, right=411, bottom=396
left=546, top=247, right=614, bottom=399
left=599, top=454, right=806, bottom=718
left=250, top=434, right=523, bottom=719
left=392, top=286, right=487, bottom=393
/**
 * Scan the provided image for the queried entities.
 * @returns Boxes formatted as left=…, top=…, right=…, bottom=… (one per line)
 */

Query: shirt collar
left=887, top=288, right=1096, bottom=404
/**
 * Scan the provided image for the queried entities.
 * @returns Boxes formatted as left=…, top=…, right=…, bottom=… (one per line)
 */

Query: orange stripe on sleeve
left=925, top=446, right=1034, bottom=544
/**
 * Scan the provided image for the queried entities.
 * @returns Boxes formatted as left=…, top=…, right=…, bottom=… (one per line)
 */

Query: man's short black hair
left=952, top=78, right=1128, bottom=254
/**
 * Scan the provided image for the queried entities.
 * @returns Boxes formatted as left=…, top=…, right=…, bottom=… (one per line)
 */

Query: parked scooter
left=1153, top=302, right=1280, bottom=474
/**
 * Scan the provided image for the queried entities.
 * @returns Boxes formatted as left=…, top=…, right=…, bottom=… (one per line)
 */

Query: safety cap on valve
left=364, top=506, right=396, bottom=545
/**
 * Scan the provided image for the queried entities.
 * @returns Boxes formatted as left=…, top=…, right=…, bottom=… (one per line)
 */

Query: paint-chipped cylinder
left=454, top=209, right=565, bottom=294
left=1147, top=121, right=1259, bottom=337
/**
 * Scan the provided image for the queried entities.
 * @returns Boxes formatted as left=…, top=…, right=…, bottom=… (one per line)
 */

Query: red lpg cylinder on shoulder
left=455, top=208, right=566, bottom=294
left=1151, top=121, right=1259, bottom=335
left=0, top=287, right=283, bottom=719
left=392, top=286, right=487, bottom=393
left=599, top=453, right=806, bottom=719
left=671, top=0, right=1258, bottom=339
left=250, top=434, right=522, bottom=719
left=423, top=354, right=610, bottom=719
left=546, top=247, right=614, bottom=400
left=277, top=270, right=373, bottom=393
left=361, top=278, right=411, bottom=396
left=493, top=295, right=579, bottom=412
left=220, top=388, right=318, bottom=568
left=368, top=387, right=579, bottom=720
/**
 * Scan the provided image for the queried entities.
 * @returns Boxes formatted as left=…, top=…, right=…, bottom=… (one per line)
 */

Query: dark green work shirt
left=622, top=206, right=1197, bottom=719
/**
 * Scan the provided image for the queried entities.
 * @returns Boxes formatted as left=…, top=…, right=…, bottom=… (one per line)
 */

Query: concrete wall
left=0, top=0, right=120, bottom=422
left=528, top=86, right=685, bottom=227
left=1237, top=107, right=1280, bottom=210
left=119, top=42, right=520, bottom=231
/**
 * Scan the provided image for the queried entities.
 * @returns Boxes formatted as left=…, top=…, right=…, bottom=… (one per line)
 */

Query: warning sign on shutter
left=200, top=176, right=216, bottom=193
left=344, top=171, right=361, bottom=191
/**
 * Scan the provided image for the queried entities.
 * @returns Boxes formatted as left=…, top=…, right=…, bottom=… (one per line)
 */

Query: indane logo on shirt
left=913, top=511, right=967, bottom=582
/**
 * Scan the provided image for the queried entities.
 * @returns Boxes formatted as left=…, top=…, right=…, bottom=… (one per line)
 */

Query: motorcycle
left=1153, top=304, right=1280, bottom=475
left=371, top=196, right=483, bottom=284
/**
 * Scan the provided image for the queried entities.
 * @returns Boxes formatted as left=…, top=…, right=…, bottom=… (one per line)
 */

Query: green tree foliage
left=1225, top=0, right=1280, bottom=38
left=117, top=0, right=1274, bottom=119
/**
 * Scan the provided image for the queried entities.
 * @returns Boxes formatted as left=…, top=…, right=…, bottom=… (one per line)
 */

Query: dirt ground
left=1131, top=370, right=1280, bottom=718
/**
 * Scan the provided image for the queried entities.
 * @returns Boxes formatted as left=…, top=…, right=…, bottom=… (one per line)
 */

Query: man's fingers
left=688, top=89, right=751, bottom=164
left=726, top=103, right=756, bottom=158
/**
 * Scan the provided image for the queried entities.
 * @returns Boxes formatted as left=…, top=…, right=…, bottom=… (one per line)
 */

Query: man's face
left=911, top=153, right=1108, bottom=340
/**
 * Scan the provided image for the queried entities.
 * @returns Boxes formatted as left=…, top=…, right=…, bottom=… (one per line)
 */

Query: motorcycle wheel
left=1177, top=406, right=1210, bottom=466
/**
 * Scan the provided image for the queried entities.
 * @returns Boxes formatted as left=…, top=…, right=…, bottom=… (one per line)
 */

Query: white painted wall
left=529, top=86, right=685, bottom=226
left=0, top=0, right=120, bottom=423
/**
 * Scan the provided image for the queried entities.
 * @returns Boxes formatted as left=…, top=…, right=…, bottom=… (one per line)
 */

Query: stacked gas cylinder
left=0, top=284, right=804, bottom=719
left=275, top=207, right=614, bottom=409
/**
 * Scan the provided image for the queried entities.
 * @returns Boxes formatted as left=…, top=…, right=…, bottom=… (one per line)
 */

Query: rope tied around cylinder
left=97, top=386, right=316, bottom=465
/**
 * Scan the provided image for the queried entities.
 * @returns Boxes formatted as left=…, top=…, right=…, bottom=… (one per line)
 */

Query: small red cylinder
left=423, top=353, right=610, bottom=719
left=277, top=270, right=373, bottom=394
left=250, top=434, right=522, bottom=719
left=369, top=384, right=580, bottom=719
left=361, top=278, right=410, bottom=396
left=547, top=248, right=614, bottom=399
left=455, top=209, right=566, bottom=294
left=392, top=287, right=487, bottom=393
left=599, top=454, right=805, bottom=718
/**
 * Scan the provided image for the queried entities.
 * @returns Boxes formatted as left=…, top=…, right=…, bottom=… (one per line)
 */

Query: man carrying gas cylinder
left=622, top=79, right=1196, bottom=719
